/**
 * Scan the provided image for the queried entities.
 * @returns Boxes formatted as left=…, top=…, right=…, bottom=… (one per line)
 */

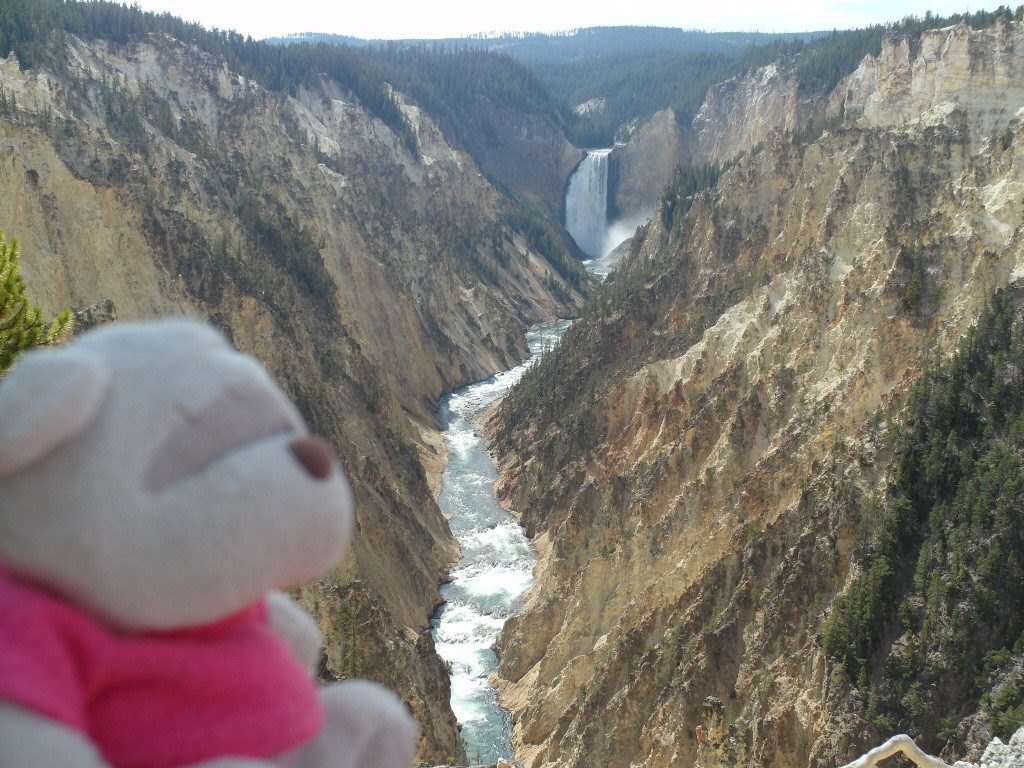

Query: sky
left=131, top=0, right=992, bottom=41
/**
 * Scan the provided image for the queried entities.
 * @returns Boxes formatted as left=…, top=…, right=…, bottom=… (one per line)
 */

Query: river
left=429, top=319, right=567, bottom=763
left=429, top=147, right=637, bottom=764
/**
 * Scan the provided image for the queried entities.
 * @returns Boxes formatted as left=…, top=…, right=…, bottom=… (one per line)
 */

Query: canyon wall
left=832, top=20, right=1024, bottom=136
left=491, top=21, right=1024, bottom=768
left=689, top=62, right=812, bottom=165
left=462, top=103, right=582, bottom=218
left=611, top=63, right=820, bottom=221
left=0, top=33, right=586, bottom=764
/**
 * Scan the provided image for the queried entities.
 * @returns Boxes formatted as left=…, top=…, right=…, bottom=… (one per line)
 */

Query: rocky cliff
left=610, top=63, right=820, bottom=224
left=491, top=21, right=1024, bottom=768
left=689, top=62, right=820, bottom=164
left=461, top=103, right=582, bottom=219
left=608, top=108, right=682, bottom=221
left=0, top=30, right=586, bottom=764
left=831, top=20, right=1024, bottom=137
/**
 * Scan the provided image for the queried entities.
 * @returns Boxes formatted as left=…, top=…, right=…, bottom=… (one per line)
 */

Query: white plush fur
left=0, top=684, right=419, bottom=768
left=0, top=702, right=270, bottom=768
left=0, top=319, right=354, bottom=630
left=284, top=682, right=420, bottom=768
left=0, top=348, right=109, bottom=476
left=0, top=319, right=418, bottom=768
left=266, top=590, right=324, bottom=674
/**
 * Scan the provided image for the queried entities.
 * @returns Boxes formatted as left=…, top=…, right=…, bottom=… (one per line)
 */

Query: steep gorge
left=609, top=62, right=820, bottom=222
left=610, top=61, right=817, bottom=221
left=0, top=27, right=587, bottom=764
left=491, top=21, right=1024, bottom=768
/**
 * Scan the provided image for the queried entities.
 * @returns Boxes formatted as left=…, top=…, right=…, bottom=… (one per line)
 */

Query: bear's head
left=0, top=319, right=354, bottom=631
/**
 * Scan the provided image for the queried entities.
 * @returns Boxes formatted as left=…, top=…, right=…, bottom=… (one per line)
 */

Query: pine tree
left=0, top=229, right=73, bottom=374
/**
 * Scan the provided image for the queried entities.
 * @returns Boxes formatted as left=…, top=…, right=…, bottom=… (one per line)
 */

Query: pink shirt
left=0, top=564, right=323, bottom=768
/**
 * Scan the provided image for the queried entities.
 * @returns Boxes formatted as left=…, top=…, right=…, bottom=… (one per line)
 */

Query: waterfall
left=565, top=148, right=612, bottom=259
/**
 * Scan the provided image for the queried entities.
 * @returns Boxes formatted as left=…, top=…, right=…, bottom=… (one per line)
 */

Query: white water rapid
left=430, top=320, right=568, bottom=764
left=430, top=150, right=639, bottom=763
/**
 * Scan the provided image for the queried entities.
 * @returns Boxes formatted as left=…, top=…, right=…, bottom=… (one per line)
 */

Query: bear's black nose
left=289, top=437, right=333, bottom=480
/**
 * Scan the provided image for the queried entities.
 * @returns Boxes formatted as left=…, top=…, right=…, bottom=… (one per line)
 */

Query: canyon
left=490, top=19, right=1024, bottom=768
left=0, top=28, right=585, bottom=765
left=2, top=8, right=1023, bottom=768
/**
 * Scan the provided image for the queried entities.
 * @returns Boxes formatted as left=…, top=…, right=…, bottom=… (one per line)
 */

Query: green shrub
left=0, top=229, right=72, bottom=374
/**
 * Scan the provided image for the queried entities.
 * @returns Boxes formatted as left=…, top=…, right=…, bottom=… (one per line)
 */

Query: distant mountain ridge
left=268, top=11, right=1018, bottom=148
left=265, top=27, right=825, bottom=62
left=265, top=27, right=824, bottom=147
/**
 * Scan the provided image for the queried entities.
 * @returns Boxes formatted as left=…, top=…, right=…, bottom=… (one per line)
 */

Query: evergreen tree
left=0, top=229, right=72, bottom=374
left=822, top=289, right=1024, bottom=749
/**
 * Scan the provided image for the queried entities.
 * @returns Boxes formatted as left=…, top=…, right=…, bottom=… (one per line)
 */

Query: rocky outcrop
left=72, top=299, right=117, bottom=332
left=961, top=728, right=1024, bottom=768
left=465, top=104, right=582, bottom=218
left=611, top=64, right=821, bottom=223
left=612, top=20, right=1024, bottom=244
left=0, top=32, right=586, bottom=764
left=609, top=108, right=683, bottom=220
left=841, top=727, right=1024, bottom=768
left=690, top=63, right=812, bottom=164
left=490, top=20, right=1024, bottom=768
left=832, top=21, right=1024, bottom=139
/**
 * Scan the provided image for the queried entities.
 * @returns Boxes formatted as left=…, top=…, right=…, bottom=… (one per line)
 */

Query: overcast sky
left=131, top=0, right=992, bottom=41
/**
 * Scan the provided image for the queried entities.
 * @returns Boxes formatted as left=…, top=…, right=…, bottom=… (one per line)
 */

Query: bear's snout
left=289, top=437, right=333, bottom=480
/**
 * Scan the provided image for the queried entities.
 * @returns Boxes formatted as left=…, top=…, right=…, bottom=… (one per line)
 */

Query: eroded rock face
left=967, top=727, right=1024, bottom=768
left=611, top=64, right=820, bottom=223
left=832, top=21, right=1024, bottom=139
left=467, top=104, right=583, bottom=217
left=490, top=21, right=1024, bottom=768
left=0, top=32, right=586, bottom=765
left=612, top=18, right=1024, bottom=226
left=610, top=109, right=684, bottom=221
left=691, top=63, right=811, bottom=165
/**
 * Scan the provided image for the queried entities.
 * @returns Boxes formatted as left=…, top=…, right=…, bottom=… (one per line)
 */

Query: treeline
left=273, top=27, right=812, bottom=65
left=491, top=27, right=799, bottom=63
left=0, top=0, right=415, bottom=147
left=11, top=1, right=1022, bottom=156
left=823, top=290, right=1024, bottom=751
left=660, top=162, right=724, bottom=230
left=776, top=6, right=1024, bottom=98
left=0, top=0, right=583, bottom=167
left=534, top=6, right=1024, bottom=146
left=274, top=26, right=817, bottom=148
left=539, top=49, right=740, bottom=148
left=362, top=43, right=571, bottom=160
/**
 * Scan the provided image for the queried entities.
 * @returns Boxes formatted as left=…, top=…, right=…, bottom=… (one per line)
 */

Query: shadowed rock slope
left=490, top=20, right=1024, bottom=768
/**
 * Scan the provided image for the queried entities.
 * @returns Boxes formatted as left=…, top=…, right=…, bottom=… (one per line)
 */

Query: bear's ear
left=0, top=348, right=110, bottom=477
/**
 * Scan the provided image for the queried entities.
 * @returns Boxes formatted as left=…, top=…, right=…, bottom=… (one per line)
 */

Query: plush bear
left=0, top=319, right=417, bottom=768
